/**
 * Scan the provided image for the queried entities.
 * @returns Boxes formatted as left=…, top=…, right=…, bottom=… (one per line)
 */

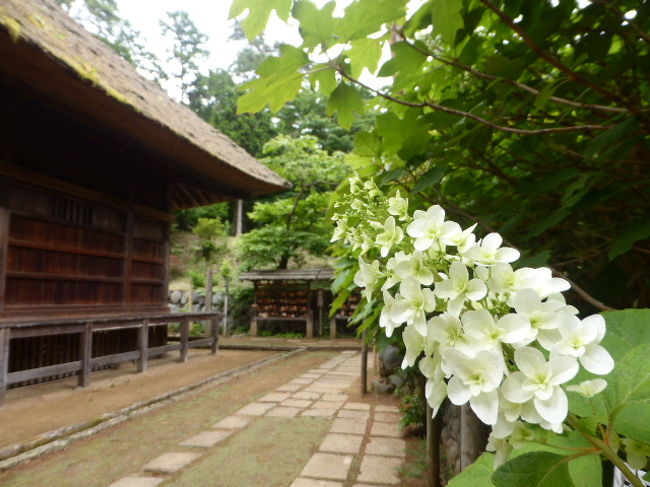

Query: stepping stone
left=180, top=430, right=232, bottom=448
left=259, top=392, right=291, bottom=402
left=337, top=409, right=369, bottom=420
left=370, top=422, right=401, bottom=438
left=365, top=437, right=406, bottom=457
left=300, top=453, right=353, bottom=480
left=292, top=391, right=322, bottom=400
left=341, top=351, right=357, bottom=354
left=108, top=477, right=163, bottom=487
left=301, top=374, right=321, bottom=379
left=281, top=399, right=312, bottom=408
left=290, top=479, right=342, bottom=487
left=302, top=408, right=337, bottom=418
left=308, top=369, right=327, bottom=374
left=266, top=406, right=300, bottom=417
left=312, top=400, right=344, bottom=410
left=235, top=402, right=275, bottom=416
left=343, top=402, right=370, bottom=411
left=277, top=384, right=302, bottom=392
left=330, top=418, right=367, bottom=435
left=290, top=378, right=313, bottom=385
left=322, top=394, right=348, bottom=402
left=319, top=433, right=364, bottom=454
left=357, top=455, right=402, bottom=484
left=143, top=452, right=200, bottom=474
left=375, top=405, right=399, bottom=413
left=374, top=412, right=400, bottom=423
left=212, top=416, right=251, bottom=429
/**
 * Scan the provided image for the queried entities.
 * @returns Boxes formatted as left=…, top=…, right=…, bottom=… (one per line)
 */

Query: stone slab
left=180, top=429, right=232, bottom=448
left=259, top=392, right=291, bottom=402
left=374, top=412, right=400, bottom=423
left=337, top=409, right=370, bottom=420
left=235, top=402, right=275, bottom=416
left=302, top=408, right=337, bottom=418
left=357, top=455, right=402, bottom=484
left=341, top=351, right=357, bottom=355
left=290, top=479, right=343, bottom=487
left=108, top=477, right=163, bottom=487
left=212, top=415, right=251, bottom=430
left=365, top=437, right=406, bottom=457
left=281, top=399, right=312, bottom=408
left=143, top=452, right=200, bottom=474
left=330, top=418, right=367, bottom=435
left=319, top=433, right=364, bottom=454
left=300, top=374, right=321, bottom=379
left=312, top=400, right=344, bottom=410
left=266, top=406, right=300, bottom=417
left=300, top=453, right=353, bottom=480
left=292, top=391, right=322, bottom=400
left=277, top=384, right=302, bottom=392
left=322, top=394, right=348, bottom=402
left=375, top=405, right=399, bottom=413
left=343, top=402, right=370, bottom=411
left=290, top=378, right=313, bottom=385
left=370, top=422, right=401, bottom=437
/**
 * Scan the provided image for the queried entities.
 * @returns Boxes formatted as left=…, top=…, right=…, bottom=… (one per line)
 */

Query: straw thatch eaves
left=240, top=268, right=335, bottom=282
left=0, top=0, right=290, bottom=208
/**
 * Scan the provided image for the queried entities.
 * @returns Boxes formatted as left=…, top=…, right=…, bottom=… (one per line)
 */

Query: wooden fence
left=0, top=312, right=221, bottom=404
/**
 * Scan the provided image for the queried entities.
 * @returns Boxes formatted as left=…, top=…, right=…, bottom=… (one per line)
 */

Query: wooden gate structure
left=0, top=0, right=288, bottom=402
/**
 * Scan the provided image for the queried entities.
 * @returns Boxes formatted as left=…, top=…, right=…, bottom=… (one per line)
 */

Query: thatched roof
left=240, top=268, right=335, bottom=282
left=0, top=0, right=290, bottom=204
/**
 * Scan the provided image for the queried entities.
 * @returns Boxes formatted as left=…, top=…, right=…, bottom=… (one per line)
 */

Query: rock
left=378, top=345, right=402, bottom=378
left=169, top=289, right=182, bottom=304
left=371, top=379, right=394, bottom=394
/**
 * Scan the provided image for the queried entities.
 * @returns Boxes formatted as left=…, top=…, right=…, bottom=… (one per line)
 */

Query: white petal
left=580, top=345, right=614, bottom=375
left=449, top=261, right=468, bottom=283
left=434, top=279, right=456, bottom=299
left=483, top=233, right=503, bottom=251
left=502, top=372, right=534, bottom=403
left=548, top=356, right=579, bottom=385
left=534, top=387, right=568, bottom=424
left=498, top=314, right=531, bottom=344
left=515, top=347, right=546, bottom=378
left=495, top=247, right=520, bottom=263
left=470, top=390, right=499, bottom=425
left=466, top=279, right=488, bottom=301
left=406, top=218, right=428, bottom=238
left=582, top=314, right=606, bottom=342
left=514, top=288, right=542, bottom=316
left=413, top=237, right=433, bottom=251
left=447, top=376, right=471, bottom=405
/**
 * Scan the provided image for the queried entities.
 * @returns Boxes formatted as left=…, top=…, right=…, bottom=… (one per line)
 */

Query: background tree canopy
left=233, top=0, right=650, bottom=311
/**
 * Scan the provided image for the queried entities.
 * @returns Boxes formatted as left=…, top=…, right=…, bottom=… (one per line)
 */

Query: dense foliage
left=233, top=0, right=649, bottom=310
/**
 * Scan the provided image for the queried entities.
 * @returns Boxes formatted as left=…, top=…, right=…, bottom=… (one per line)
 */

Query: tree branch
left=401, top=38, right=631, bottom=115
left=591, top=0, right=650, bottom=43
left=478, top=0, right=642, bottom=116
left=335, top=68, right=609, bottom=135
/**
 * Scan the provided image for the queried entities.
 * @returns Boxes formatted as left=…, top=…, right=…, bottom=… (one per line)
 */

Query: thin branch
left=402, top=38, right=631, bottom=115
left=335, top=68, right=609, bottom=135
left=591, top=0, right=650, bottom=43
left=478, top=0, right=641, bottom=116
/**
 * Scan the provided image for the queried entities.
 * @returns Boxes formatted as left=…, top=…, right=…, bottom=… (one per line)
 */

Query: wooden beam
left=0, top=204, right=8, bottom=312
left=360, top=330, right=368, bottom=395
left=176, top=183, right=202, bottom=208
left=0, top=327, right=9, bottom=404
left=180, top=317, right=189, bottom=362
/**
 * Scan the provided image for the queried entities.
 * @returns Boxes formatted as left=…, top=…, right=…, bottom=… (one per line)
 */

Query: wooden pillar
left=211, top=317, right=219, bottom=354
left=137, top=319, right=149, bottom=373
left=79, top=322, right=93, bottom=388
left=0, top=327, right=10, bottom=404
left=360, top=330, right=368, bottom=395
left=180, top=317, right=189, bottom=362
left=0, top=205, right=8, bottom=313
left=460, top=404, right=489, bottom=469
left=235, top=199, right=244, bottom=235
left=306, top=311, right=314, bottom=339
left=426, top=401, right=442, bottom=487
left=330, top=317, right=337, bottom=338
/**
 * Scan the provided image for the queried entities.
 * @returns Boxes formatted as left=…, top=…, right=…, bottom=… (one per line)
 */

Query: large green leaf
left=413, top=166, right=447, bottom=194
left=431, top=0, right=463, bottom=45
left=326, top=83, right=365, bottom=130
left=492, top=452, right=575, bottom=487
left=608, top=216, right=650, bottom=260
left=348, top=37, right=384, bottom=78
left=229, top=0, right=292, bottom=40
left=338, top=0, right=406, bottom=41
left=292, top=0, right=337, bottom=48
left=601, top=309, right=650, bottom=362
left=448, top=453, right=496, bottom=487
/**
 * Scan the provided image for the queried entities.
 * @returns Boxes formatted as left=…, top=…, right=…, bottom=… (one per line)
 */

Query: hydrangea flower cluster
left=331, top=177, right=614, bottom=443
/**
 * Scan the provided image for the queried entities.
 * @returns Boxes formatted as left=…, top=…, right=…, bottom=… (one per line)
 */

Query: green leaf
left=413, top=166, right=448, bottom=194
left=583, top=118, right=638, bottom=161
left=603, top=345, right=650, bottom=421
left=448, top=453, right=496, bottom=487
left=492, top=452, right=575, bottom=487
left=310, top=67, right=337, bottom=96
left=229, top=0, right=292, bottom=40
left=431, top=0, right=463, bottom=45
left=293, top=0, right=337, bottom=48
left=567, top=454, right=602, bottom=487
left=338, top=0, right=406, bottom=41
left=608, top=216, right=650, bottom=260
left=601, top=309, right=650, bottom=361
left=377, top=42, right=426, bottom=79
left=348, top=37, right=384, bottom=78
left=326, top=83, right=365, bottom=130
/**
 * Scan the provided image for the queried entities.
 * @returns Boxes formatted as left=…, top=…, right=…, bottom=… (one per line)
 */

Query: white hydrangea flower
left=566, top=379, right=607, bottom=397
left=387, top=190, right=409, bottom=220
left=553, top=314, right=614, bottom=375
left=353, top=257, right=381, bottom=302
left=450, top=223, right=477, bottom=254
left=379, top=290, right=401, bottom=337
left=406, top=205, right=461, bottom=251
left=375, top=216, right=404, bottom=257
left=462, top=309, right=532, bottom=349
left=465, top=233, right=520, bottom=266
left=402, top=324, right=425, bottom=368
left=390, top=277, right=436, bottom=335
left=435, top=262, right=487, bottom=315
left=394, top=251, right=434, bottom=286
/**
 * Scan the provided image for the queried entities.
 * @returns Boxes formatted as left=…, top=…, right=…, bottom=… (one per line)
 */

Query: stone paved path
left=107, top=351, right=405, bottom=487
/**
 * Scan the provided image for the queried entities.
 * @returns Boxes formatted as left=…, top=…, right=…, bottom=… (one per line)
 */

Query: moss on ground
left=170, top=416, right=330, bottom=487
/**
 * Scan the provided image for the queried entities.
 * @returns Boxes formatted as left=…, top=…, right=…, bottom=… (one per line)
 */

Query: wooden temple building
left=240, top=268, right=360, bottom=339
left=0, top=0, right=288, bottom=402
